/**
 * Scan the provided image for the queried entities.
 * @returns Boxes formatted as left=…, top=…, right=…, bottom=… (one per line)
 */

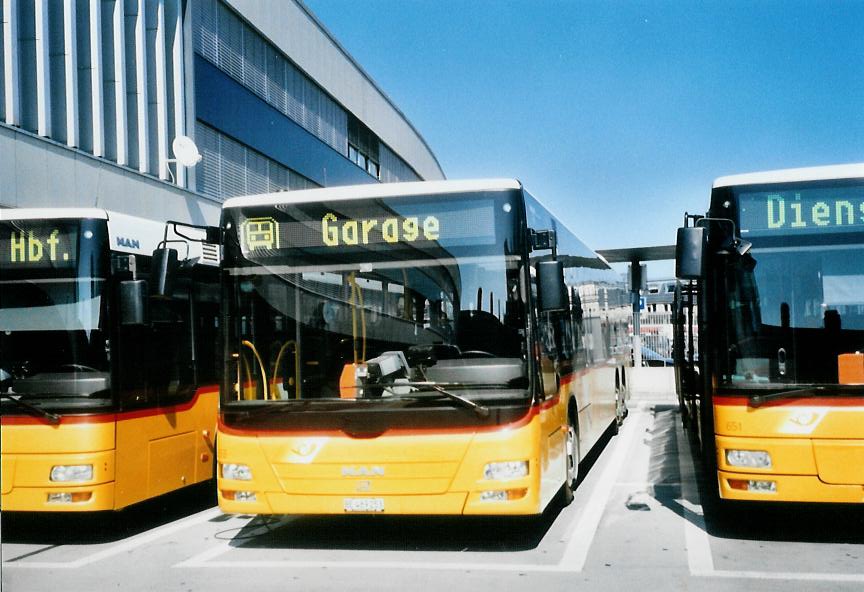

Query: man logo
left=341, top=466, right=385, bottom=477
left=116, top=236, right=141, bottom=249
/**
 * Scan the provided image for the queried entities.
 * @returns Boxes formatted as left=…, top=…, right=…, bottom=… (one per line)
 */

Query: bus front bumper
left=1, top=450, right=116, bottom=512
left=715, top=435, right=864, bottom=503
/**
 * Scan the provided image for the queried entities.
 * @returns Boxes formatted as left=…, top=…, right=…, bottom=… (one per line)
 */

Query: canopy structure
left=597, top=245, right=676, bottom=264
left=596, top=244, right=676, bottom=369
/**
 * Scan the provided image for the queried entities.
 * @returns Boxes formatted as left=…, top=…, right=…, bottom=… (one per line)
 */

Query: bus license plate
left=343, top=497, right=385, bottom=513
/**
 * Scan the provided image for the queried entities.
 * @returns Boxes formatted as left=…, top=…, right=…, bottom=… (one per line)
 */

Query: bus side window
left=117, top=280, right=195, bottom=409
left=150, top=295, right=195, bottom=403
left=193, top=281, right=221, bottom=386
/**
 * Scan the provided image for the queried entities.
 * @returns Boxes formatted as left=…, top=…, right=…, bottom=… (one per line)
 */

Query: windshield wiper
left=748, top=385, right=860, bottom=407
left=373, top=381, right=492, bottom=417
left=1, top=393, right=61, bottom=424
left=411, top=384, right=490, bottom=418
left=231, top=381, right=511, bottom=419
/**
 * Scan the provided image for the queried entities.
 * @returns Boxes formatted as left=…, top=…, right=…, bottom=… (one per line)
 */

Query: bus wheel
left=611, top=371, right=623, bottom=435
left=562, top=407, right=580, bottom=505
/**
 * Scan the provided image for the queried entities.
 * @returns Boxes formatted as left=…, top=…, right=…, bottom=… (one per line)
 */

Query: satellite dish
left=172, top=135, right=202, bottom=167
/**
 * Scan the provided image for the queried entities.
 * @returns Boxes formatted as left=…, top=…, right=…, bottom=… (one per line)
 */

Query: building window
left=195, top=121, right=317, bottom=201
left=193, top=0, right=348, bottom=154
left=348, top=115, right=380, bottom=179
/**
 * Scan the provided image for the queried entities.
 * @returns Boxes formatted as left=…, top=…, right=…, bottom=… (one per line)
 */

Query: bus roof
left=222, top=179, right=523, bottom=209
left=0, top=207, right=111, bottom=221
left=713, top=162, right=864, bottom=189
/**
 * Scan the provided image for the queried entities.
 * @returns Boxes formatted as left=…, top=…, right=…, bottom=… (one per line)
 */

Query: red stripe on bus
left=714, top=395, right=864, bottom=408
left=0, top=385, right=219, bottom=426
left=216, top=364, right=617, bottom=437
left=217, top=404, right=543, bottom=438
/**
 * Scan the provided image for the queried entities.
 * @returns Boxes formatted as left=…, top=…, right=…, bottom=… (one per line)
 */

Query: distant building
left=641, top=278, right=677, bottom=360
left=1, top=0, right=444, bottom=224
left=644, top=279, right=677, bottom=313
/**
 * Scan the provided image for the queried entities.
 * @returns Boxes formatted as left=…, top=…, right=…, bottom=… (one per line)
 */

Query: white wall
left=0, top=124, right=220, bottom=225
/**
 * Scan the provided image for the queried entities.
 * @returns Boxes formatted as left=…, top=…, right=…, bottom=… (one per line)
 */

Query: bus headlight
left=50, top=464, right=93, bottom=482
left=725, top=450, right=771, bottom=469
left=222, top=463, right=252, bottom=481
left=483, top=461, right=529, bottom=480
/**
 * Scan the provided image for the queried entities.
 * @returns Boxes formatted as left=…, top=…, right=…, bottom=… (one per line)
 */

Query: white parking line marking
left=3, top=507, right=222, bottom=569
left=673, top=410, right=862, bottom=584
left=556, top=405, right=641, bottom=571
left=175, top=410, right=643, bottom=573
left=675, top=408, right=717, bottom=576
left=704, top=570, right=864, bottom=583
left=174, top=515, right=293, bottom=568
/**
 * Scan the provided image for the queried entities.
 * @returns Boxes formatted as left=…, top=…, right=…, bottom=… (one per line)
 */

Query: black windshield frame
left=0, top=218, right=113, bottom=414
left=708, top=181, right=864, bottom=390
left=219, top=190, right=534, bottom=427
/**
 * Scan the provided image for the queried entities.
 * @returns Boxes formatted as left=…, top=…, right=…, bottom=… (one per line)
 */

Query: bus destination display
left=739, top=185, right=864, bottom=237
left=0, top=223, right=78, bottom=270
left=238, top=200, right=498, bottom=258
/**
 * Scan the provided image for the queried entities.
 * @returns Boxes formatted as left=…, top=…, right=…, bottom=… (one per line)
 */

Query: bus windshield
left=0, top=219, right=111, bottom=407
left=721, top=184, right=864, bottom=387
left=222, top=191, right=529, bottom=407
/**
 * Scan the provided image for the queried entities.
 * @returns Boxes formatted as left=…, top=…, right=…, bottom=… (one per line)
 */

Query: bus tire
left=562, top=403, right=580, bottom=506
left=611, top=371, right=622, bottom=435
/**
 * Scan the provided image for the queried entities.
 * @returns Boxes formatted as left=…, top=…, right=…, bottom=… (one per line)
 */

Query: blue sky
left=304, top=1, right=864, bottom=278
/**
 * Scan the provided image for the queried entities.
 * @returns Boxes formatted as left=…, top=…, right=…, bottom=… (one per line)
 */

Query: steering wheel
left=460, top=350, right=495, bottom=358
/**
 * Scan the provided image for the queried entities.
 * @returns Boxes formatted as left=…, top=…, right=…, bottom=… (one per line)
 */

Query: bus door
left=113, top=271, right=214, bottom=508
left=673, top=280, right=699, bottom=427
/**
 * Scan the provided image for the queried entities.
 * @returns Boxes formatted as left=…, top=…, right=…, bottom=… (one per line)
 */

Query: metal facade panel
left=4, top=0, right=21, bottom=125
left=112, top=0, right=127, bottom=164
left=63, top=0, right=78, bottom=146
left=194, top=56, right=371, bottom=189
left=88, top=0, right=103, bottom=156
left=0, top=124, right=221, bottom=223
left=224, top=0, right=443, bottom=181
left=34, top=0, right=51, bottom=136
left=193, top=0, right=347, bottom=155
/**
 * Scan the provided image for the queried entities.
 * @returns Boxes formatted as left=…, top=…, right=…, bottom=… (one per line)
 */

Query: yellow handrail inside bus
left=241, top=339, right=269, bottom=400
left=271, top=340, right=300, bottom=399
left=237, top=352, right=253, bottom=400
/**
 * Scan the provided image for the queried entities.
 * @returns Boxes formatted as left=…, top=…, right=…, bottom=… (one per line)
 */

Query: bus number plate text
left=343, top=497, right=385, bottom=513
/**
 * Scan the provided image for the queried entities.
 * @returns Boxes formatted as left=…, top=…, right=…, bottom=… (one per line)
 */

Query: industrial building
left=1, top=0, right=444, bottom=224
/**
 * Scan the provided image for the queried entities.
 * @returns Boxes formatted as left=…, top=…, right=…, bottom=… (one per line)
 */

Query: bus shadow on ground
left=676, top=413, right=864, bottom=543
left=0, top=481, right=216, bottom=546
left=223, top=424, right=615, bottom=553
left=702, top=500, right=864, bottom=544
left=648, top=404, right=864, bottom=544
left=227, top=512, right=554, bottom=553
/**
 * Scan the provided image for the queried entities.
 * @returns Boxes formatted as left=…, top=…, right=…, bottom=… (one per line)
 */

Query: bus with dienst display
left=675, top=163, right=864, bottom=504
left=1, top=208, right=220, bottom=512
left=217, top=179, right=630, bottom=516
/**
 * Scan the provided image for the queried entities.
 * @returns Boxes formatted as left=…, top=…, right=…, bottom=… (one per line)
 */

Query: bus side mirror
left=537, top=260, right=568, bottom=312
left=119, top=280, right=149, bottom=325
left=676, top=227, right=706, bottom=280
left=205, top=226, right=221, bottom=244
left=151, top=247, right=179, bottom=298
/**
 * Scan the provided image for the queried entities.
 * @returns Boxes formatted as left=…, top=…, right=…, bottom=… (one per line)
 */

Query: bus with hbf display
left=1, top=208, right=220, bottom=512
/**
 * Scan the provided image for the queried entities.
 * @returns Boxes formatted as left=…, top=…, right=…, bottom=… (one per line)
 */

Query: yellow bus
left=1, top=209, right=220, bottom=512
left=675, top=163, right=864, bottom=504
left=217, top=180, right=630, bottom=515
